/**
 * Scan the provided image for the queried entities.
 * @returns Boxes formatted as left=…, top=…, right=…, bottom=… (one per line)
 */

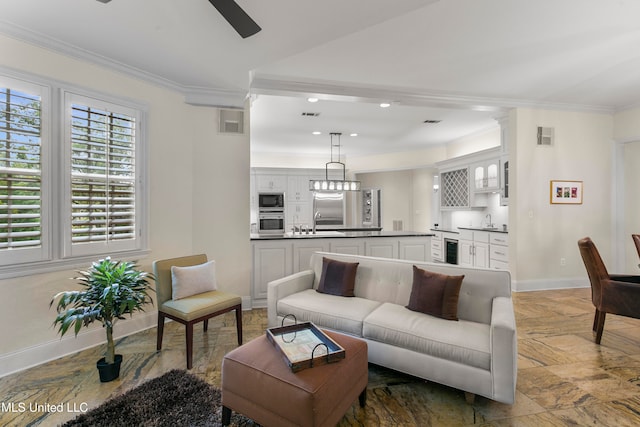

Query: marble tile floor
left=2, top=288, right=640, bottom=426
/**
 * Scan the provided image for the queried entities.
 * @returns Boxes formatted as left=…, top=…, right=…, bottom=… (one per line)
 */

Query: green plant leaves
left=50, top=257, right=155, bottom=362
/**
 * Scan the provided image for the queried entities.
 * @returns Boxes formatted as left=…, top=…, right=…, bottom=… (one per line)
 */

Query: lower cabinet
left=252, top=243, right=293, bottom=302
left=365, top=238, right=398, bottom=259
left=458, top=230, right=490, bottom=269
left=489, top=233, right=509, bottom=269
left=251, top=235, right=432, bottom=307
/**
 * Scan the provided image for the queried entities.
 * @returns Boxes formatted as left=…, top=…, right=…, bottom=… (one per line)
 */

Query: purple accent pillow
left=316, top=257, right=359, bottom=297
left=406, top=265, right=464, bottom=320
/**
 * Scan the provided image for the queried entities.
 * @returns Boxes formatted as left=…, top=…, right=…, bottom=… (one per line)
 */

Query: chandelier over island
left=309, top=132, right=361, bottom=191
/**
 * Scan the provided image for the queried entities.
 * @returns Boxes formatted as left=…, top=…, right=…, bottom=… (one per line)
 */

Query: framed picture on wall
left=550, top=180, right=583, bottom=204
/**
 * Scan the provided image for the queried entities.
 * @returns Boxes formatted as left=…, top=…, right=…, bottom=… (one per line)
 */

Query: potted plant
left=50, top=257, right=154, bottom=382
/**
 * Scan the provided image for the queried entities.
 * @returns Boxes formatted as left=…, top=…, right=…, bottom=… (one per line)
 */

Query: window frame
left=0, top=69, right=149, bottom=279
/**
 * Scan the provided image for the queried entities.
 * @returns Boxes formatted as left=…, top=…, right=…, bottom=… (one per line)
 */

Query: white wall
left=510, top=108, right=614, bottom=288
left=0, top=35, right=250, bottom=376
left=446, top=127, right=501, bottom=159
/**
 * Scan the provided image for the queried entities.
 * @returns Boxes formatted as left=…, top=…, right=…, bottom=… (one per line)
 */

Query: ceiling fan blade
left=208, top=0, right=261, bottom=38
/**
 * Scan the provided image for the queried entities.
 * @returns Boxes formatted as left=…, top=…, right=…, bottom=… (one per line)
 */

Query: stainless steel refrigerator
left=312, top=192, right=345, bottom=229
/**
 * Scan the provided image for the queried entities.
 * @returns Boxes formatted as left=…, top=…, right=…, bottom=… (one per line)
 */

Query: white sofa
left=267, top=252, right=517, bottom=405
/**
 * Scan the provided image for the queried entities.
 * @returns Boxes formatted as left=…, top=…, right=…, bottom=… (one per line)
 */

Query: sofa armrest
left=490, top=296, right=517, bottom=404
left=267, top=270, right=315, bottom=327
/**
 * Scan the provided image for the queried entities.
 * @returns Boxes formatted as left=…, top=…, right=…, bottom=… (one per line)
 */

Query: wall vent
left=301, top=112, right=321, bottom=117
left=537, top=126, right=554, bottom=146
left=219, top=109, right=244, bottom=134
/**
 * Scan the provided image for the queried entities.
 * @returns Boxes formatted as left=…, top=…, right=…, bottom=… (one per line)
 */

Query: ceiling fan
left=96, top=0, right=261, bottom=39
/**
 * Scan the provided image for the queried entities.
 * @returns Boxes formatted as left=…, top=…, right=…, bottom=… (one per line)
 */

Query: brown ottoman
left=221, top=329, right=368, bottom=427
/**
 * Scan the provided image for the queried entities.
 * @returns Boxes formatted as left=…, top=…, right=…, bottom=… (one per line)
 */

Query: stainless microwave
left=258, top=192, right=285, bottom=210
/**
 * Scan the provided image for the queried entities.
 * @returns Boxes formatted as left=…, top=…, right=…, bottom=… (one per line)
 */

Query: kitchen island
left=250, top=230, right=434, bottom=307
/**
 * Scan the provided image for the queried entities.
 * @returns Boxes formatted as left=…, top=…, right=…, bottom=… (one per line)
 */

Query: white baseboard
left=1, top=299, right=255, bottom=378
left=513, top=277, right=589, bottom=292
left=0, top=312, right=158, bottom=378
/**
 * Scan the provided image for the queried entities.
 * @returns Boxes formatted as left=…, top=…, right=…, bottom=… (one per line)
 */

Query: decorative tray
left=266, top=321, right=345, bottom=372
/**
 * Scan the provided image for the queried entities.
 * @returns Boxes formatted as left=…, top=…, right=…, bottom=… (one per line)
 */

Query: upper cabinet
left=437, top=147, right=506, bottom=210
left=256, top=173, right=287, bottom=192
left=472, top=159, right=500, bottom=192
left=287, top=175, right=310, bottom=202
left=500, top=155, right=509, bottom=206
left=440, top=167, right=470, bottom=209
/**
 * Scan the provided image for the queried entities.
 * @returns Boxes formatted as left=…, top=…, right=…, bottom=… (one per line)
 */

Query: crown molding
left=250, top=75, right=614, bottom=115
left=0, top=21, right=248, bottom=108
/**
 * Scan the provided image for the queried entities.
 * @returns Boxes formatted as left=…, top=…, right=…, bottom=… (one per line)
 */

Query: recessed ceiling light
left=350, top=133, right=358, bottom=137
left=379, top=102, right=391, bottom=108
left=307, top=97, right=319, bottom=103
left=312, top=131, right=321, bottom=135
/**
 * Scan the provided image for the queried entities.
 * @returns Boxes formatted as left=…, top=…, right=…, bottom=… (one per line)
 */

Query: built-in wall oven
left=445, top=238, right=459, bottom=265
left=258, top=211, right=285, bottom=234
left=258, top=192, right=285, bottom=234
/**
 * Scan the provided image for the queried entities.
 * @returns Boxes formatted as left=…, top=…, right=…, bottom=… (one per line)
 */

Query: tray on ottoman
left=266, top=321, right=345, bottom=372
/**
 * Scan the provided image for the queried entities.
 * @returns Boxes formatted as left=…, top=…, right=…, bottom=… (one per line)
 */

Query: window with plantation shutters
left=0, top=77, right=50, bottom=267
left=0, top=88, right=41, bottom=248
left=0, top=72, right=148, bottom=277
left=65, top=93, right=142, bottom=257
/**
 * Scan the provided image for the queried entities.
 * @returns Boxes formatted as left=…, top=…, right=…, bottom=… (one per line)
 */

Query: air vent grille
left=537, top=126, right=554, bottom=146
left=301, top=112, right=321, bottom=117
left=219, top=109, right=244, bottom=134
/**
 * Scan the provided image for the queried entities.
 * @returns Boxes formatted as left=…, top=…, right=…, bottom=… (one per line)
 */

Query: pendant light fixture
left=309, top=132, right=361, bottom=191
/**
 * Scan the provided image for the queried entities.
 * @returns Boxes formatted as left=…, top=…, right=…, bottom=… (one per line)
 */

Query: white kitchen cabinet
left=293, top=240, right=330, bottom=273
left=286, top=201, right=312, bottom=231
left=365, top=238, right=399, bottom=258
left=500, top=156, right=509, bottom=206
left=458, top=230, right=490, bottom=268
left=287, top=175, right=310, bottom=202
left=489, top=232, right=509, bottom=270
left=252, top=242, right=293, bottom=302
left=472, top=159, right=500, bottom=192
left=399, top=238, right=430, bottom=262
left=251, top=234, right=431, bottom=307
left=440, top=167, right=470, bottom=209
left=256, top=173, right=287, bottom=192
left=431, top=231, right=444, bottom=262
left=329, top=240, right=365, bottom=255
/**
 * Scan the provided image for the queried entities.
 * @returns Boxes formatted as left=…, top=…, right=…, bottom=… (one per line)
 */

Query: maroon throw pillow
left=406, top=265, right=464, bottom=320
left=316, top=257, right=359, bottom=297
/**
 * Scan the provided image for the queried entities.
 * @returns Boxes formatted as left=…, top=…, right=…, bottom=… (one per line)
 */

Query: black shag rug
left=63, top=369, right=256, bottom=427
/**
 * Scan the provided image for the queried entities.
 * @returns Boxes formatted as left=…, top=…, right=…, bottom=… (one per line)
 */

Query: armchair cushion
left=171, top=260, right=217, bottom=300
left=406, top=265, right=464, bottom=321
left=316, top=257, right=359, bottom=297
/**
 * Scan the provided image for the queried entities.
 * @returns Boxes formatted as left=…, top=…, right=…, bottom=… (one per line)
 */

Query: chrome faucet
left=485, top=213, right=493, bottom=228
left=313, top=211, right=321, bottom=234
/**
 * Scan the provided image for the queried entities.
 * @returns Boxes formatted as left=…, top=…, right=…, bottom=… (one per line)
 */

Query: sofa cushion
left=277, top=289, right=382, bottom=336
left=316, top=257, right=359, bottom=297
left=363, top=302, right=491, bottom=370
left=406, top=265, right=464, bottom=321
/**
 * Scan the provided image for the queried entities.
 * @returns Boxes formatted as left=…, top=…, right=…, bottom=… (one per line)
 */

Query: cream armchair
left=153, top=254, right=242, bottom=369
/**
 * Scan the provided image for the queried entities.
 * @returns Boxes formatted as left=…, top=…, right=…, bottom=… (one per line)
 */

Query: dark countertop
left=251, top=230, right=434, bottom=240
left=458, top=226, right=508, bottom=234
left=430, top=228, right=459, bottom=234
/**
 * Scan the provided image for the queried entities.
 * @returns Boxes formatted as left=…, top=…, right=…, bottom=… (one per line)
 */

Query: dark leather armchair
left=632, top=234, right=640, bottom=268
left=578, top=237, right=640, bottom=344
